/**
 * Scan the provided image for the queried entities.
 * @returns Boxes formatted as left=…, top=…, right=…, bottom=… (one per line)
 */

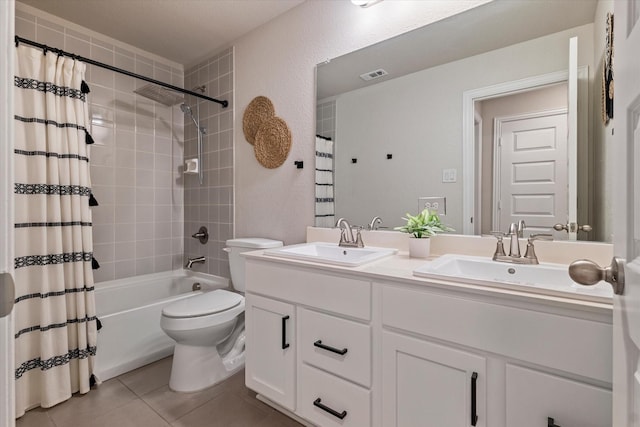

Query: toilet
left=160, top=237, right=283, bottom=392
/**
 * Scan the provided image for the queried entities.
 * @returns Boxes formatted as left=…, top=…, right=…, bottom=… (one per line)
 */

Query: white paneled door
left=612, top=1, right=640, bottom=426
left=494, top=110, right=568, bottom=238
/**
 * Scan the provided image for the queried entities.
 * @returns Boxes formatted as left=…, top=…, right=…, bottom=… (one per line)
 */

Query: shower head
left=180, top=103, right=203, bottom=132
left=180, top=103, right=192, bottom=117
left=134, top=84, right=184, bottom=106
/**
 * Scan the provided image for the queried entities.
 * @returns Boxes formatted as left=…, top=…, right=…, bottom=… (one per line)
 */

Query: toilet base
left=169, top=342, right=244, bottom=393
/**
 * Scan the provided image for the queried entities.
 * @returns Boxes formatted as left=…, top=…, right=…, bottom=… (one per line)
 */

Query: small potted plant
left=394, top=208, right=454, bottom=258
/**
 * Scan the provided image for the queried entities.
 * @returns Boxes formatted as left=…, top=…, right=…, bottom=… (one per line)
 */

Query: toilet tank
left=225, top=238, right=283, bottom=292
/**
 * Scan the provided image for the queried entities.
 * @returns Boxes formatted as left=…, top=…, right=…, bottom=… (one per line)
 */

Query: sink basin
left=413, top=254, right=613, bottom=303
left=263, top=242, right=397, bottom=267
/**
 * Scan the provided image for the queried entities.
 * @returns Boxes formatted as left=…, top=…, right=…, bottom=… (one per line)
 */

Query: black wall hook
left=294, top=160, right=303, bottom=169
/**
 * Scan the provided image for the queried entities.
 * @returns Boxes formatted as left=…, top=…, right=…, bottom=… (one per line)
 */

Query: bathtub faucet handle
left=191, top=226, right=209, bottom=244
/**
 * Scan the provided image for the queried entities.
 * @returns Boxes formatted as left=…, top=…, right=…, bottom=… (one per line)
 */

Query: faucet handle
left=523, top=234, right=553, bottom=263
left=489, top=231, right=506, bottom=259
left=489, top=231, right=505, bottom=240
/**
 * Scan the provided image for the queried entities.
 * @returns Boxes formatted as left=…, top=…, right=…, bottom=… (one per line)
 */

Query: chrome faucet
left=368, top=216, right=383, bottom=230
left=508, top=222, right=521, bottom=258
left=491, top=222, right=552, bottom=264
left=336, top=218, right=364, bottom=248
left=185, top=256, right=206, bottom=269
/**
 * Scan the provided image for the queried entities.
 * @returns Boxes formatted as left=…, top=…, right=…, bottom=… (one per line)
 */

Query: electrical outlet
left=419, top=196, right=446, bottom=216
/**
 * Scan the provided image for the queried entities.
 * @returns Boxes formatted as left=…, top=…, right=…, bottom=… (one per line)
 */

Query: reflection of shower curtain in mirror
left=315, top=136, right=335, bottom=228
left=13, top=44, right=98, bottom=417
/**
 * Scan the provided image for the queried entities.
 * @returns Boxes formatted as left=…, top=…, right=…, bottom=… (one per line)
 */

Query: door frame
left=1, top=0, right=16, bottom=426
left=462, top=67, right=588, bottom=235
left=491, top=108, right=568, bottom=233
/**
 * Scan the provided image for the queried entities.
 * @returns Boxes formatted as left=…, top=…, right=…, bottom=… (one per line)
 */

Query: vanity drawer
left=298, top=363, right=371, bottom=427
left=246, top=260, right=371, bottom=320
left=298, top=307, right=371, bottom=387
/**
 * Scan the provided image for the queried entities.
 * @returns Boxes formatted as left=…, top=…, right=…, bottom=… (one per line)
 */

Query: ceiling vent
left=359, top=69, right=388, bottom=81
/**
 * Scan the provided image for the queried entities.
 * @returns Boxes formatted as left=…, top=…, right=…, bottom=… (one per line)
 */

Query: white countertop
left=244, top=246, right=613, bottom=316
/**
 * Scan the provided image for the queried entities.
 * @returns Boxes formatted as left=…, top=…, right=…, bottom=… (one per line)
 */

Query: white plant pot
left=408, top=237, right=431, bottom=258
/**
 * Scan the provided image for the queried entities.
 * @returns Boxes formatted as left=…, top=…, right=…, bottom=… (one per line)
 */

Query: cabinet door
left=382, top=331, right=486, bottom=427
left=245, top=293, right=296, bottom=411
left=506, top=364, right=611, bottom=427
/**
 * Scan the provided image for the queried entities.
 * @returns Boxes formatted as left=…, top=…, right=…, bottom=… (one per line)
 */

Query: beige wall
left=232, top=0, right=492, bottom=245
left=593, top=0, right=614, bottom=242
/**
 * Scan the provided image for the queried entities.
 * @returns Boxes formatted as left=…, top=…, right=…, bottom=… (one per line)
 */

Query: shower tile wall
left=316, top=100, right=336, bottom=140
left=183, top=48, right=234, bottom=279
left=15, top=7, right=185, bottom=283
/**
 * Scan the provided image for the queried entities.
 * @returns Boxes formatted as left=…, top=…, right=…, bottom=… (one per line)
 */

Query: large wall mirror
left=315, top=0, right=612, bottom=242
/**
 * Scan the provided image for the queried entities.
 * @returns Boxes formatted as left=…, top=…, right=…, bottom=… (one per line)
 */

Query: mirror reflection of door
left=495, top=110, right=568, bottom=239
left=475, top=83, right=569, bottom=237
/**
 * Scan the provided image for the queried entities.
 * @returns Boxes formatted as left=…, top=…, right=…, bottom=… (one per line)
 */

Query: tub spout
left=185, top=256, right=206, bottom=269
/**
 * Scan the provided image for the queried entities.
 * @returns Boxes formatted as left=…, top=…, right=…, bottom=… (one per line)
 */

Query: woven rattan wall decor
left=243, top=96, right=292, bottom=169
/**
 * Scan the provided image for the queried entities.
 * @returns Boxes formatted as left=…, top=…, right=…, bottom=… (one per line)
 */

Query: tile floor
left=16, top=357, right=303, bottom=427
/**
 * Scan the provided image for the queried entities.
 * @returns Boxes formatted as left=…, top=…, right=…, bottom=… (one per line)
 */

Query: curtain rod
left=14, top=35, right=228, bottom=108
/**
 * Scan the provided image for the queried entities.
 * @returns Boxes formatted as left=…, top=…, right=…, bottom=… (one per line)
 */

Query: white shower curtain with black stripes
left=13, top=44, right=98, bottom=417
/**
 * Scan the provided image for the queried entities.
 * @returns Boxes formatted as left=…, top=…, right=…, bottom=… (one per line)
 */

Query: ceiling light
left=351, top=0, right=383, bottom=8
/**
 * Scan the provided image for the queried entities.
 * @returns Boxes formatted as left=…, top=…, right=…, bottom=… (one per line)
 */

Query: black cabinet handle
left=281, top=315, right=290, bottom=349
left=471, top=372, right=478, bottom=426
left=548, top=417, right=561, bottom=427
left=314, top=340, right=348, bottom=355
left=313, top=398, right=347, bottom=420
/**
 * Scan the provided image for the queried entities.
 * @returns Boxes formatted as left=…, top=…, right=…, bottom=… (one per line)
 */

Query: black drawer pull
left=314, top=340, right=348, bottom=355
left=281, top=315, right=290, bottom=349
left=548, top=417, right=561, bottom=427
left=471, top=372, right=478, bottom=426
left=313, top=398, right=347, bottom=420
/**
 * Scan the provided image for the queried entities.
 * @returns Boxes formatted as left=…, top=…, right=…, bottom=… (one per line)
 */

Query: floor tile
left=16, top=408, right=56, bottom=427
left=46, top=378, right=137, bottom=427
left=171, top=387, right=272, bottom=427
left=141, top=383, right=225, bottom=422
left=84, top=399, right=171, bottom=427
left=17, top=357, right=304, bottom=427
left=118, top=356, right=173, bottom=396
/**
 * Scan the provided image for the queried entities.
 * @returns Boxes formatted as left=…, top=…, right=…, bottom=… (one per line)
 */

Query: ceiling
left=17, top=0, right=306, bottom=66
left=317, top=0, right=598, bottom=99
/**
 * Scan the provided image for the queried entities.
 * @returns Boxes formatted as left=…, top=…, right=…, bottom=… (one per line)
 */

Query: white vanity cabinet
left=244, top=255, right=613, bottom=427
left=245, top=293, right=296, bottom=411
left=245, top=259, right=373, bottom=426
left=382, top=330, right=486, bottom=427
left=381, top=282, right=612, bottom=427
left=505, top=364, right=612, bottom=427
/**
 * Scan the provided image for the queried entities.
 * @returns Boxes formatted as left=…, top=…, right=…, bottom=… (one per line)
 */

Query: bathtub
left=94, top=270, right=229, bottom=381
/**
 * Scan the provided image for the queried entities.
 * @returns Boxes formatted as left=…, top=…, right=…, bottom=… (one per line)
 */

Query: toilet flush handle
left=223, top=247, right=231, bottom=253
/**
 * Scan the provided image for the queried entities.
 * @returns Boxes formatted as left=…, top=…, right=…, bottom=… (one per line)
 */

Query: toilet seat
left=162, top=289, right=242, bottom=318
left=160, top=291, right=245, bottom=333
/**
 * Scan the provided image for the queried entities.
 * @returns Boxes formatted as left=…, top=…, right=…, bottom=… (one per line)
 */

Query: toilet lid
left=162, top=290, right=243, bottom=318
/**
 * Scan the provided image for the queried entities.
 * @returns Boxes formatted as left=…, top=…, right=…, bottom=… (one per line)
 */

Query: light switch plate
left=419, top=196, right=446, bottom=216
left=442, top=168, right=457, bottom=183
